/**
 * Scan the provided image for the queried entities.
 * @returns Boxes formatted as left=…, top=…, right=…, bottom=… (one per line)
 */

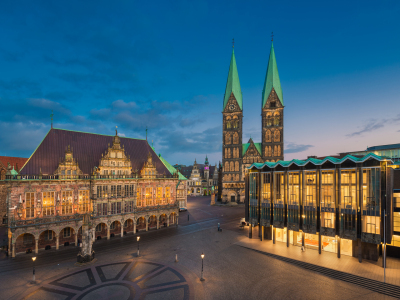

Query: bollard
left=175, top=254, right=178, bottom=262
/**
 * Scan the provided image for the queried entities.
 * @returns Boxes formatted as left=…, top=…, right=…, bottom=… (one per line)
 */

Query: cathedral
left=222, top=41, right=284, bottom=203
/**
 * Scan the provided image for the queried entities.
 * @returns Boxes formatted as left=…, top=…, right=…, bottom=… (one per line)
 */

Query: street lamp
left=200, top=252, right=205, bottom=281
left=137, top=236, right=140, bottom=256
left=32, top=257, right=36, bottom=283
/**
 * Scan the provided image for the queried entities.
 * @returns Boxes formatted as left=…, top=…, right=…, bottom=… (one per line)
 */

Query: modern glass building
left=245, top=153, right=400, bottom=262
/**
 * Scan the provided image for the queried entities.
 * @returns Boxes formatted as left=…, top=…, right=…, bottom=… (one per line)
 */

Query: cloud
left=284, top=143, right=314, bottom=154
left=346, top=115, right=400, bottom=137
left=112, top=100, right=137, bottom=109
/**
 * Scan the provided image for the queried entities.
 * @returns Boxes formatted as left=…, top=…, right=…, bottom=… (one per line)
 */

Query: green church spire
left=262, top=42, right=283, bottom=108
left=223, top=45, right=242, bottom=110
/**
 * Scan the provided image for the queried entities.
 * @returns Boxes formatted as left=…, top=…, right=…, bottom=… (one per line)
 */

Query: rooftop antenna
left=50, top=110, right=54, bottom=129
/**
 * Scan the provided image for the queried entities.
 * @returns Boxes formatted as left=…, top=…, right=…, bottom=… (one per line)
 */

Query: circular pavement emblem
left=24, top=260, right=192, bottom=300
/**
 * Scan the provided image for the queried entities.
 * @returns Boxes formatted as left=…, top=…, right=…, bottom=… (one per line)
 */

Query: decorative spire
left=115, top=125, right=118, bottom=135
left=223, top=43, right=242, bottom=110
left=50, top=110, right=54, bottom=129
left=146, top=126, right=148, bottom=141
left=262, top=41, right=283, bottom=107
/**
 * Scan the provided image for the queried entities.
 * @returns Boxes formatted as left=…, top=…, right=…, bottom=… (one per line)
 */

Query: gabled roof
left=158, top=154, right=187, bottom=180
left=262, top=42, right=283, bottom=107
left=20, top=128, right=172, bottom=176
left=223, top=48, right=242, bottom=110
left=249, top=153, right=390, bottom=170
left=0, top=156, right=28, bottom=171
left=242, top=142, right=262, bottom=156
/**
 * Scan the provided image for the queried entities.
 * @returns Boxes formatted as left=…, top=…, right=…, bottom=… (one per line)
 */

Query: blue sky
left=0, top=0, right=399, bottom=166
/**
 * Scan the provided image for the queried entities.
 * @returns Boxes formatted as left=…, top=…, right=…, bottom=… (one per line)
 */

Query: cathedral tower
left=262, top=42, right=284, bottom=162
left=222, top=45, right=244, bottom=203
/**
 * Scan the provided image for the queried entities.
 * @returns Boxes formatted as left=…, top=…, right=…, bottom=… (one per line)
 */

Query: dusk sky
left=1, top=0, right=399, bottom=166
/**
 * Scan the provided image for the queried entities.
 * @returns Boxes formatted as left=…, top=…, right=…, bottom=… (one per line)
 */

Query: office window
left=42, top=192, right=55, bottom=216
left=61, top=191, right=73, bottom=214
left=25, top=192, right=35, bottom=219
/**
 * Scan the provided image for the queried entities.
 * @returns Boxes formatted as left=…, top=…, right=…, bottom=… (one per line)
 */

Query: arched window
left=225, top=161, right=229, bottom=172
left=230, top=161, right=234, bottom=172
left=274, top=113, right=280, bottom=126
left=235, top=161, right=239, bottom=171
left=233, top=132, right=239, bottom=144
left=266, top=113, right=272, bottom=126
left=266, top=130, right=271, bottom=142
left=274, top=130, right=280, bottom=142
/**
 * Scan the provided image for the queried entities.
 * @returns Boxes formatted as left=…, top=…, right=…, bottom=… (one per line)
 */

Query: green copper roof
left=242, top=142, right=262, bottom=156
left=223, top=48, right=242, bottom=110
left=10, top=166, right=18, bottom=175
left=158, top=154, right=187, bottom=180
left=262, top=42, right=283, bottom=107
left=249, top=153, right=391, bottom=170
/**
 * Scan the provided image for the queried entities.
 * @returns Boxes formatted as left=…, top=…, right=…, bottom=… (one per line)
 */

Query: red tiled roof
left=0, top=156, right=28, bottom=171
left=20, top=128, right=172, bottom=176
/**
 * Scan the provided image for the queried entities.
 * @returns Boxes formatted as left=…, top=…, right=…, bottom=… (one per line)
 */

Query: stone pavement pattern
left=23, top=260, right=191, bottom=300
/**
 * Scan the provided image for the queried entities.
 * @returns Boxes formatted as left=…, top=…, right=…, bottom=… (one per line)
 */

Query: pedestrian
left=218, top=223, right=220, bottom=231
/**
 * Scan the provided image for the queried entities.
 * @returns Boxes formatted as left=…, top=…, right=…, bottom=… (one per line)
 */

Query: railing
left=9, top=213, right=84, bottom=228
left=5, top=173, right=179, bottom=181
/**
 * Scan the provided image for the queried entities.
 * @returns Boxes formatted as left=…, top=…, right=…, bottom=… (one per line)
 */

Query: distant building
left=341, top=143, right=400, bottom=162
left=174, top=156, right=219, bottom=196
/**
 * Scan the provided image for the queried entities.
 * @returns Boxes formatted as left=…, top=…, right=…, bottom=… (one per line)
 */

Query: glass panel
left=322, top=235, right=337, bottom=253
left=79, top=190, right=90, bottom=213
left=362, top=168, right=380, bottom=234
left=305, top=233, right=318, bottom=250
left=394, top=212, right=400, bottom=232
left=42, top=192, right=55, bottom=216
left=274, top=173, right=285, bottom=223
left=288, top=172, right=300, bottom=224
left=340, top=170, right=357, bottom=232
left=275, top=228, right=287, bottom=243
left=321, top=171, right=335, bottom=228
left=261, top=173, right=271, bottom=222
left=393, top=193, right=400, bottom=208
left=341, top=239, right=353, bottom=256
left=249, top=173, right=259, bottom=221
left=25, top=192, right=35, bottom=219
left=61, top=191, right=73, bottom=214
left=304, top=171, right=317, bottom=228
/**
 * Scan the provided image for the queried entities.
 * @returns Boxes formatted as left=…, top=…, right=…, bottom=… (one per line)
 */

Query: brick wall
left=0, top=182, right=8, bottom=225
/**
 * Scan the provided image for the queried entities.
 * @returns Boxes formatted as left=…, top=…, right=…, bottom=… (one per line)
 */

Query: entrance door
left=231, top=195, right=235, bottom=202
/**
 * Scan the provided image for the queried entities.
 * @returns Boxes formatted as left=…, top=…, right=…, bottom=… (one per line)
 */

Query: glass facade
left=321, top=171, right=335, bottom=229
left=273, top=173, right=285, bottom=226
left=362, top=168, right=380, bottom=235
left=304, top=171, right=317, bottom=232
left=249, top=173, right=259, bottom=224
left=340, top=170, right=357, bottom=237
left=261, top=173, right=271, bottom=226
left=288, top=172, right=300, bottom=228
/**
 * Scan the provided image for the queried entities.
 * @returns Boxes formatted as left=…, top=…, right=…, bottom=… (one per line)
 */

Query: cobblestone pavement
left=22, top=259, right=192, bottom=300
left=0, top=197, right=397, bottom=299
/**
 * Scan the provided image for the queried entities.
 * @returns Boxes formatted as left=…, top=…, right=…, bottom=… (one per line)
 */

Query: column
left=146, top=219, right=148, bottom=231
left=358, top=238, right=362, bottom=263
left=337, top=236, right=341, bottom=258
left=12, top=243, right=16, bottom=258
left=121, top=224, right=124, bottom=237
left=176, top=217, right=178, bottom=226
left=35, top=238, right=39, bottom=254
left=273, top=227, right=276, bottom=244
left=318, top=233, right=322, bottom=254
left=249, top=224, right=252, bottom=238
left=157, top=219, right=160, bottom=230
left=56, top=234, right=59, bottom=250
left=107, top=225, right=110, bottom=240
left=287, top=229, right=290, bottom=247
left=260, top=226, right=264, bottom=241
left=167, top=218, right=170, bottom=227
left=75, top=233, right=78, bottom=246
left=133, top=222, right=136, bottom=234
left=302, top=231, right=305, bottom=248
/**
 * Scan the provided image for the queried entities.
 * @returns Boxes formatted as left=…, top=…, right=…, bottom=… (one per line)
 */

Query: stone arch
left=159, top=214, right=167, bottom=227
left=59, top=226, right=76, bottom=247
left=95, top=222, right=108, bottom=239
left=225, top=133, right=231, bottom=145
left=274, top=130, right=280, bottom=142
left=266, top=112, right=272, bottom=126
left=15, top=233, right=35, bottom=254
left=123, top=218, right=134, bottom=234
left=109, top=220, right=121, bottom=237
left=226, top=116, right=232, bottom=129
left=148, top=215, right=157, bottom=229
left=39, top=229, right=57, bottom=250
left=266, top=130, right=271, bottom=142
left=235, top=161, right=239, bottom=171
left=169, top=212, right=177, bottom=225
left=225, top=161, right=229, bottom=172
left=137, top=216, right=146, bottom=231
left=229, top=191, right=237, bottom=203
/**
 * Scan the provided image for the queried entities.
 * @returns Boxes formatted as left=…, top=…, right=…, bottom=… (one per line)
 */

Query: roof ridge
left=52, top=128, right=146, bottom=140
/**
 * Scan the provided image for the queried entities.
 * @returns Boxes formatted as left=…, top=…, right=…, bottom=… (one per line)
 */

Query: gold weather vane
left=50, top=110, right=54, bottom=129
left=232, top=38, right=235, bottom=48
left=271, top=32, right=274, bottom=42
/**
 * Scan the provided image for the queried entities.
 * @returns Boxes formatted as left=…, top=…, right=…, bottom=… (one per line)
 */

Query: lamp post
left=137, top=236, right=140, bottom=256
left=200, top=252, right=205, bottom=281
left=32, top=257, right=36, bottom=283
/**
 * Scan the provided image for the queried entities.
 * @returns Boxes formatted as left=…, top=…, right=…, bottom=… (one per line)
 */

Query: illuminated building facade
left=0, top=128, right=187, bottom=257
left=245, top=153, right=400, bottom=261
left=222, top=41, right=284, bottom=204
